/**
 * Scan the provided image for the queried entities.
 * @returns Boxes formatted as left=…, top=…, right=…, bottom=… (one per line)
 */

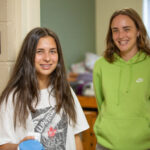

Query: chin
left=119, top=47, right=129, bottom=52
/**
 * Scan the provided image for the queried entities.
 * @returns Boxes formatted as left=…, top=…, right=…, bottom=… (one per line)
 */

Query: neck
left=121, top=49, right=138, bottom=61
left=37, top=76, right=49, bottom=90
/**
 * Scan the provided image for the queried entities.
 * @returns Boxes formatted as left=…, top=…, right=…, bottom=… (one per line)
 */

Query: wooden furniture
left=77, top=95, right=97, bottom=150
left=77, top=96, right=97, bottom=108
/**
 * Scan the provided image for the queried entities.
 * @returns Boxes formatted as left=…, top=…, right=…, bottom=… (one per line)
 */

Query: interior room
left=0, top=0, right=149, bottom=149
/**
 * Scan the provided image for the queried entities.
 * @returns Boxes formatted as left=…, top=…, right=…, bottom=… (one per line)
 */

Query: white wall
left=95, top=0, right=143, bottom=55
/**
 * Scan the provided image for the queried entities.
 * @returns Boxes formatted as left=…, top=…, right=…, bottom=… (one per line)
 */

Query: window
left=143, top=0, right=150, bottom=37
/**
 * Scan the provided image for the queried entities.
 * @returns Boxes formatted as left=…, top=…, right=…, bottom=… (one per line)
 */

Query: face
left=111, top=15, right=139, bottom=60
left=35, top=36, right=58, bottom=82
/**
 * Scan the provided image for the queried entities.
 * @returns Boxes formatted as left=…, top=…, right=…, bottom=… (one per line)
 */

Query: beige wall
left=0, top=0, right=40, bottom=94
left=20, top=0, right=41, bottom=49
left=0, top=0, right=21, bottom=93
left=95, top=0, right=143, bottom=55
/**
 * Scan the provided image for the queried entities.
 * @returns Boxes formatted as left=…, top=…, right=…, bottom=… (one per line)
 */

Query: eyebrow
left=36, top=48, right=57, bottom=51
left=111, top=26, right=132, bottom=30
left=123, top=26, right=132, bottom=29
left=36, top=48, right=44, bottom=50
left=50, top=48, right=57, bottom=50
left=111, top=27, right=118, bottom=30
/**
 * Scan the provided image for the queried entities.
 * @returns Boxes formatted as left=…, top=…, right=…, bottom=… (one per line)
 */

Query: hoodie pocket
left=95, top=116, right=150, bottom=149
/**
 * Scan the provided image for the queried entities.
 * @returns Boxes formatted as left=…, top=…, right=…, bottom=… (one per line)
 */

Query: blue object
left=19, top=139, right=45, bottom=150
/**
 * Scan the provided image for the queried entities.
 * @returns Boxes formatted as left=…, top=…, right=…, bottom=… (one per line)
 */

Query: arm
left=75, top=134, right=83, bottom=150
left=0, top=136, right=34, bottom=150
left=0, top=93, right=34, bottom=150
left=93, top=60, right=103, bottom=111
left=70, top=89, right=89, bottom=150
left=0, top=143, right=18, bottom=150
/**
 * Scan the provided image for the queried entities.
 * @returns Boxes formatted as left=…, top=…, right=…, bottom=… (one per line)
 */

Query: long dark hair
left=104, top=8, right=150, bottom=62
left=0, top=27, right=76, bottom=128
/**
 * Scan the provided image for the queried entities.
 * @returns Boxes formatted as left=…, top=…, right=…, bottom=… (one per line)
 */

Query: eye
left=50, top=49, right=57, bottom=54
left=124, top=28, right=130, bottom=32
left=112, top=29, right=118, bottom=33
left=36, top=49, right=43, bottom=54
left=123, top=26, right=131, bottom=32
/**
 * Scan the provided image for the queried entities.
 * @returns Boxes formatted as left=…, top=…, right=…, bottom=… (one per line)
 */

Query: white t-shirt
left=0, top=88, right=89, bottom=150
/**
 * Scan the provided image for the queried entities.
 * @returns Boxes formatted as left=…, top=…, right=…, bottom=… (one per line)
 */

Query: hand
left=18, top=136, right=35, bottom=145
left=0, top=136, right=35, bottom=150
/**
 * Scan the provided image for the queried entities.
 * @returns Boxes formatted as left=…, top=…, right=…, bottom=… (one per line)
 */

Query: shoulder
left=95, top=56, right=105, bottom=64
left=0, top=91, right=14, bottom=108
left=146, top=54, right=150, bottom=60
left=93, top=56, right=110, bottom=74
left=70, top=87, right=83, bottom=111
left=0, top=91, right=15, bottom=118
left=70, top=88, right=78, bottom=104
left=69, top=88, right=89, bottom=133
left=94, top=56, right=108, bottom=67
left=140, top=52, right=150, bottom=64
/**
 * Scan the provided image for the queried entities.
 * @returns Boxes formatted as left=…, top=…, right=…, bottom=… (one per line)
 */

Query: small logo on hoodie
left=136, top=78, right=144, bottom=83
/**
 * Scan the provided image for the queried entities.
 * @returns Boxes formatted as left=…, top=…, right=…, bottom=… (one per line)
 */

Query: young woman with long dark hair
left=0, top=27, right=89, bottom=150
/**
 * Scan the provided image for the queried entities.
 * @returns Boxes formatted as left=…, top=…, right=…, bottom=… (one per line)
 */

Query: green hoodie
left=93, top=51, right=150, bottom=150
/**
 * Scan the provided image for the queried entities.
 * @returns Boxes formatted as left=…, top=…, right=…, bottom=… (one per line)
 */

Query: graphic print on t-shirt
left=31, top=106, right=68, bottom=150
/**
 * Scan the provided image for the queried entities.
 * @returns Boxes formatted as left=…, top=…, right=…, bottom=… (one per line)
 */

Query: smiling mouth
left=40, top=64, right=52, bottom=69
left=118, top=40, right=128, bottom=46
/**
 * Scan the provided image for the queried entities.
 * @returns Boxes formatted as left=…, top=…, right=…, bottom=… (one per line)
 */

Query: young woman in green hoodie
left=93, top=8, right=150, bottom=150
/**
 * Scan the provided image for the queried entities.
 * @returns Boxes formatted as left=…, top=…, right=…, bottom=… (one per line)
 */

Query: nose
left=43, top=52, right=50, bottom=62
left=118, top=30, right=125, bottom=39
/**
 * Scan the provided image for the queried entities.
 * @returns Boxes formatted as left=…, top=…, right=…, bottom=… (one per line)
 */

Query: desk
left=77, top=96, right=97, bottom=150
